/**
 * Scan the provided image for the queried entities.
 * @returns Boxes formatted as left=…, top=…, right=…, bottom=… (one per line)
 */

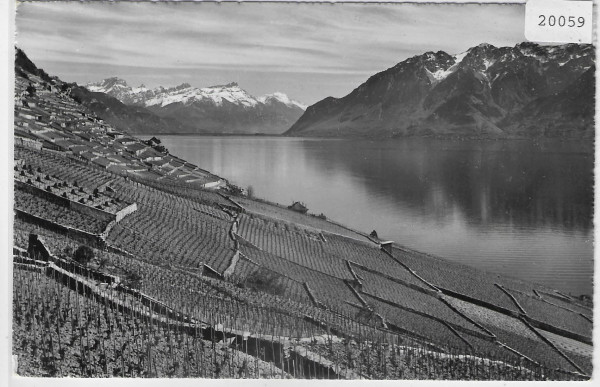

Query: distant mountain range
left=286, top=42, right=595, bottom=139
left=85, top=78, right=306, bottom=135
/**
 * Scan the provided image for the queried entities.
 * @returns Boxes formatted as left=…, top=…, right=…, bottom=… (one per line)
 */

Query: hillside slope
left=286, top=43, right=594, bottom=139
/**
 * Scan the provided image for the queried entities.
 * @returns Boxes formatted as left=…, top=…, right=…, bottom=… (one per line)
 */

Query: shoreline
left=139, top=132, right=595, bottom=141
left=137, top=133, right=595, bottom=150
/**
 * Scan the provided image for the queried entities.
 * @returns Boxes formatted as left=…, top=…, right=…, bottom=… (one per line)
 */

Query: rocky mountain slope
left=87, top=78, right=306, bottom=135
left=285, top=43, right=594, bottom=139
left=69, top=85, right=189, bottom=135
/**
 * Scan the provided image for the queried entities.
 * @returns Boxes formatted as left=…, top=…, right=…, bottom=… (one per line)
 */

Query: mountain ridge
left=86, top=78, right=306, bottom=135
left=285, top=42, right=594, bottom=139
left=87, top=78, right=306, bottom=110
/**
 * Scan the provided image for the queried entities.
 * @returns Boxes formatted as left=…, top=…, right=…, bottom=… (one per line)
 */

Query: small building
left=80, top=151, right=97, bottom=161
left=380, top=241, right=394, bottom=255
left=94, top=157, right=114, bottom=169
left=124, top=142, right=147, bottom=156
left=146, top=136, right=161, bottom=146
left=288, top=201, right=308, bottom=214
left=107, top=154, right=129, bottom=166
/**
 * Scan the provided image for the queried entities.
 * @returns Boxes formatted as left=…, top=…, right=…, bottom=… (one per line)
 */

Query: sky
left=15, top=2, right=526, bottom=105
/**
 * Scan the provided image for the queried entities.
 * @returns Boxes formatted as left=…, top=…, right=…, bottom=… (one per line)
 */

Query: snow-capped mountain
left=286, top=42, right=594, bottom=138
left=88, top=79, right=307, bottom=109
left=258, top=92, right=308, bottom=110
left=86, top=79, right=305, bottom=134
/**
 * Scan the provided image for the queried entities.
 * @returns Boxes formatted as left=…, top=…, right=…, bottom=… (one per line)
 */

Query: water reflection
left=301, top=139, right=593, bottom=232
left=156, top=136, right=594, bottom=296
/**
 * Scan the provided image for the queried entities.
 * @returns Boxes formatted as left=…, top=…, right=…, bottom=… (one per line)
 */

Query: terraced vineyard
left=391, top=247, right=521, bottom=312
left=108, top=206, right=234, bottom=271
left=537, top=292, right=592, bottom=319
left=504, top=288, right=592, bottom=340
left=236, top=213, right=353, bottom=279
left=12, top=145, right=592, bottom=380
left=16, top=146, right=115, bottom=191
left=233, top=196, right=369, bottom=241
left=12, top=267, right=289, bottom=378
left=444, top=296, right=587, bottom=374
left=14, top=188, right=110, bottom=234
left=351, top=265, right=487, bottom=336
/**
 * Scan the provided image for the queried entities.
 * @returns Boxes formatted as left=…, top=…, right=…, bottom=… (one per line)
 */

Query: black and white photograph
left=6, top=0, right=596, bottom=381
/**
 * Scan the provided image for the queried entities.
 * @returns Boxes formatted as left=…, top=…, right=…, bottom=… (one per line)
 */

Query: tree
left=244, top=268, right=285, bottom=296
left=246, top=185, right=255, bottom=199
left=73, top=245, right=94, bottom=266
left=26, top=84, right=36, bottom=96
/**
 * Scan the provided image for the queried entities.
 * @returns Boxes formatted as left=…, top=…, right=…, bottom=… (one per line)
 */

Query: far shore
left=139, top=132, right=281, bottom=137
left=137, top=133, right=595, bottom=150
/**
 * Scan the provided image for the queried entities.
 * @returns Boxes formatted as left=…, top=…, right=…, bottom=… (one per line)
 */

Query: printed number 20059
left=538, top=15, right=585, bottom=27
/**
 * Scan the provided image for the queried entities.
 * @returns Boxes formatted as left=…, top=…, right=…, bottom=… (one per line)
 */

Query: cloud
left=15, top=2, right=526, bottom=103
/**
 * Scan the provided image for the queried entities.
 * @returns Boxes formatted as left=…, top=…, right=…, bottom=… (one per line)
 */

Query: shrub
left=73, top=245, right=94, bottom=266
left=59, top=246, right=73, bottom=260
left=226, top=184, right=244, bottom=195
left=244, top=268, right=285, bottom=296
left=97, top=257, right=109, bottom=271
left=26, top=84, right=36, bottom=96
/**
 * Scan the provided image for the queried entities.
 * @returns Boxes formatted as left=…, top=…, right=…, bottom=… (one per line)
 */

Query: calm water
left=153, top=136, right=594, bottom=296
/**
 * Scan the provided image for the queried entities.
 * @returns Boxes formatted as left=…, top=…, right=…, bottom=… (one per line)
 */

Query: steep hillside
left=286, top=43, right=594, bottom=139
left=15, top=47, right=54, bottom=83
left=501, top=65, right=595, bottom=138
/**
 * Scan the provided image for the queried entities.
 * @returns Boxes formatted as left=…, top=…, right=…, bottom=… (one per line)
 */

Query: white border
left=1, top=1, right=597, bottom=387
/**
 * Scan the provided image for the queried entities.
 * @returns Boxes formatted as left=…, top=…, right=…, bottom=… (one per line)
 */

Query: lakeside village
left=11, top=54, right=593, bottom=380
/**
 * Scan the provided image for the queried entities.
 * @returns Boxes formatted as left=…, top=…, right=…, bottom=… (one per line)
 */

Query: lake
left=151, top=135, right=594, bottom=297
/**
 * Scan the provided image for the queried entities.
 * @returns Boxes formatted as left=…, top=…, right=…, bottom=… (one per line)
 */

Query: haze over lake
left=153, top=136, right=593, bottom=297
